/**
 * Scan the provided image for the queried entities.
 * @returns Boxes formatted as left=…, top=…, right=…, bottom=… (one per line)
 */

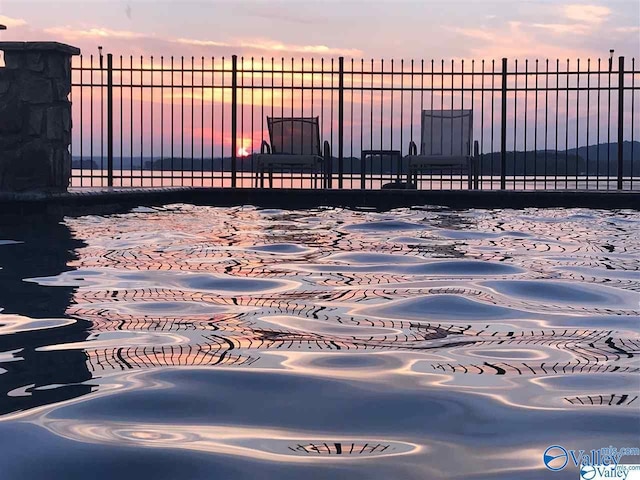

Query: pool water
left=0, top=205, right=638, bottom=479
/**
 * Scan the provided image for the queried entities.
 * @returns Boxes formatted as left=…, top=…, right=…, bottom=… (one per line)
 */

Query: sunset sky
left=1, top=1, right=638, bottom=161
left=1, top=0, right=638, bottom=61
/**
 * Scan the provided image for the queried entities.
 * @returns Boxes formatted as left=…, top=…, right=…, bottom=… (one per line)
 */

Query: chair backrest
left=267, top=117, right=321, bottom=155
left=420, top=109, right=473, bottom=156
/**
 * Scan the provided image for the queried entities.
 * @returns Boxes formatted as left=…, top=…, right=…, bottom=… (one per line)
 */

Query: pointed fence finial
left=609, top=49, right=614, bottom=72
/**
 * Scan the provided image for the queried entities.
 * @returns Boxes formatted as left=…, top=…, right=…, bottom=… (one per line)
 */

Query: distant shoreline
left=72, top=141, right=640, bottom=176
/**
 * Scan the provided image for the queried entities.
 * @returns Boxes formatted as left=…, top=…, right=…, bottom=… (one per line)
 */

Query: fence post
left=106, top=53, right=114, bottom=187
left=617, top=56, right=625, bottom=190
left=500, top=57, right=507, bottom=190
left=231, top=55, right=238, bottom=188
left=338, top=56, right=344, bottom=189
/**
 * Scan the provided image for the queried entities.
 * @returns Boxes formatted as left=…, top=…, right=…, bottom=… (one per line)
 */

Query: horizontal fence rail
left=70, top=54, right=640, bottom=190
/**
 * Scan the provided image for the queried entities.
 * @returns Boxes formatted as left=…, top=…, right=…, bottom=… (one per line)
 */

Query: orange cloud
left=176, top=37, right=362, bottom=57
left=174, top=38, right=230, bottom=49
left=44, top=26, right=148, bottom=40
left=0, top=15, right=27, bottom=28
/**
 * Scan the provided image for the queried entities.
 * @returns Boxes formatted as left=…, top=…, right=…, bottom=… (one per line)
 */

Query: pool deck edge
left=1, top=188, right=639, bottom=218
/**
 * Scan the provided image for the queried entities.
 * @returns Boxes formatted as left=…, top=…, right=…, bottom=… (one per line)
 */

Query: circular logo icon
left=544, top=445, right=569, bottom=471
left=581, top=465, right=597, bottom=480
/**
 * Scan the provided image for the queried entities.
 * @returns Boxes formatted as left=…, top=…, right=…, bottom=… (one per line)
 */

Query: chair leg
left=268, top=167, right=274, bottom=188
left=474, top=163, right=479, bottom=190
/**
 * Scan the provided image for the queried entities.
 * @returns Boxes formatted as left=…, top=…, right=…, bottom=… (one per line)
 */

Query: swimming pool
left=0, top=205, right=638, bottom=479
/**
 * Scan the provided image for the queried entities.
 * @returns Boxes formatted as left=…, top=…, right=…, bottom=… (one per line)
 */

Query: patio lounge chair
left=406, top=109, right=479, bottom=189
left=254, top=117, right=331, bottom=188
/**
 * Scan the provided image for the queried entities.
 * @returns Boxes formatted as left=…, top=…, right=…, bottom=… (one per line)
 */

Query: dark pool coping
left=1, top=188, right=639, bottom=219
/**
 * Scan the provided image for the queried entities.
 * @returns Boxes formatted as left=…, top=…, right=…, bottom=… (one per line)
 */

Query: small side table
left=360, top=150, right=403, bottom=189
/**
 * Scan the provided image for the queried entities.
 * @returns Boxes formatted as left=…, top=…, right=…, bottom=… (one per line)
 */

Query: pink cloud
left=35, top=24, right=362, bottom=58
left=448, top=21, right=599, bottom=60
left=615, top=26, right=640, bottom=34
left=530, top=23, right=591, bottom=35
left=563, top=4, right=611, bottom=24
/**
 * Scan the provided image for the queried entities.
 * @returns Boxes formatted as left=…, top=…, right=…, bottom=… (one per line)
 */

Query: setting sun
left=237, top=147, right=250, bottom=157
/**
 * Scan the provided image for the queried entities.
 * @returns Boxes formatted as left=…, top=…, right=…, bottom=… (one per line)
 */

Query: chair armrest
left=261, top=140, right=271, bottom=154
left=323, top=140, right=331, bottom=160
left=408, top=141, right=417, bottom=156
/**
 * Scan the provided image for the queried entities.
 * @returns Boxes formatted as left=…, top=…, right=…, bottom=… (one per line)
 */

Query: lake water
left=69, top=169, right=639, bottom=190
left=0, top=205, right=638, bottom=479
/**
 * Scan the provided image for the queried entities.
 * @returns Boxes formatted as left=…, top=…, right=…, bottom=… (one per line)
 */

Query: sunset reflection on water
left=0, top=205, right=638, bottom=479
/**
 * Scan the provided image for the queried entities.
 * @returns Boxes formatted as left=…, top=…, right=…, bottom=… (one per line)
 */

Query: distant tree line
left=73, top=141, right=639, bottom=176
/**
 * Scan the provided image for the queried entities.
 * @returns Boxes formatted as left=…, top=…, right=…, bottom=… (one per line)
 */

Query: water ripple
left=1, top=205, right=639, bottom=479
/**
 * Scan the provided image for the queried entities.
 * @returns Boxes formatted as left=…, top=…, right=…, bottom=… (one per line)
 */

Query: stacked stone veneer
left=0, top=42, right=80, bottom=192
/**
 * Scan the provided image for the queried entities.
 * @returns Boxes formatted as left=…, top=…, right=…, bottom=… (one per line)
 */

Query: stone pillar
left=0, top=42, right=80, bottom=192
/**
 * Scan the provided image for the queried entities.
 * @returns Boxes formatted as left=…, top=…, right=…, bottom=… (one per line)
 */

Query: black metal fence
left=70, top=54, right=639, bottom=190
